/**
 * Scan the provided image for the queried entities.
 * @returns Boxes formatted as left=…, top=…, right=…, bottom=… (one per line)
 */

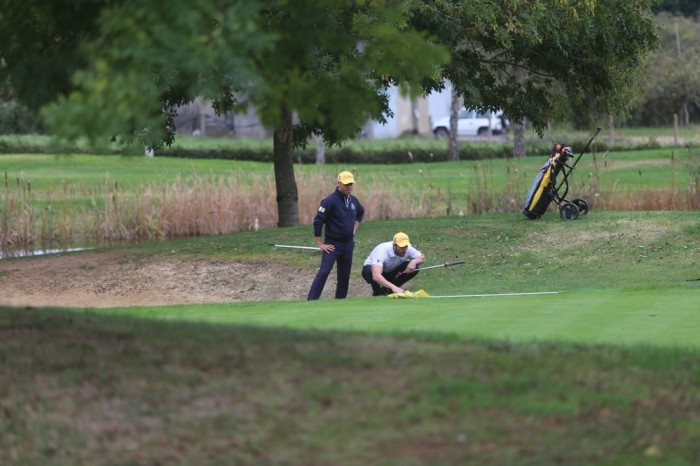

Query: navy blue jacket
left=313, top=188, right=365, bottom=242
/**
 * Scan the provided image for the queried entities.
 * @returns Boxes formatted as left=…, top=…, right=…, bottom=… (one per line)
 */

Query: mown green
left=103, top=287, right=698, bottom=349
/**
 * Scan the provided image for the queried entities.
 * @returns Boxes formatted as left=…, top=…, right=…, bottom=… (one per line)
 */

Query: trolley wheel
left=560, top=202, right=580, bottom=220
left=572, top=198, right=590, bottom=215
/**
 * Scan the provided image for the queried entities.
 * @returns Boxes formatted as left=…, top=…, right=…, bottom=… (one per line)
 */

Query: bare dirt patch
left=0, top=250, right=368, bottom=308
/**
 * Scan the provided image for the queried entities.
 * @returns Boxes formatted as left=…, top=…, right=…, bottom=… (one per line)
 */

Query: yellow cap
left=337, top=171, right=355, bottom=184
left=393, top=232, right=410, bottom=247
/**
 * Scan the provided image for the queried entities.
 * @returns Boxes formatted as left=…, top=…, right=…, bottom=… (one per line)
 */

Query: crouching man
left=361, top=232, right=425, bottom=296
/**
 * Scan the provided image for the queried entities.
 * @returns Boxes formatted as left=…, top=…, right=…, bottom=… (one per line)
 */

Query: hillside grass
left=1, top=211, right=699, bottom=465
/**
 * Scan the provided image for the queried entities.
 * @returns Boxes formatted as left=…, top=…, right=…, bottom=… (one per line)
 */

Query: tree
left=411, top=0, right=659, bottom=135
left=633, top=13, right=700, bottom=126
left=0, top=0, right=449, bottom=226
left=248, top=1, right=449, bottom=225
left=1, top=0, right=658, bottom=225
left=448, top=87, right=460, bottom=161
left=0, top=79, right=45, bottom=134
left=512, top=68, right=528, bottom=158
left=0, top=0, right=271, bottom=147
left=652, top=0, right=700, bottom=17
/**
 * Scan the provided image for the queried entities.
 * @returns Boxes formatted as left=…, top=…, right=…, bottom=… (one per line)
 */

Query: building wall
left=366, top=83, right=453, bottom=139
left=176, top=82, right=455, bottom=140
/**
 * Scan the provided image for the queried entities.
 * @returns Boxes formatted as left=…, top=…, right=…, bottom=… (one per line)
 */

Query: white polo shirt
left=363, top=241, right=423, bottom=273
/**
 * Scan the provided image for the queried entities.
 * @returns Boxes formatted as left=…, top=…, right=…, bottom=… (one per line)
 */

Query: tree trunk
left=411, top=97, right=419, bottom=135
left=196, top=96, right=206, bottom=136
left=682, top=101, right=689, bottom=127
left=512, top=67, right=527, bottom=159
left=315, top=134, right=326, bottom=164
left=513, top=121, right=526, bottom=158
left=273, top=103, right=299, bottom=227
left=449, top=86, right=460, bottom=161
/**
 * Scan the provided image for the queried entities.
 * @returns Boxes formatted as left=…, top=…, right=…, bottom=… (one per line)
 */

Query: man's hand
left=314, top=236, right=334, bottom=253
left=319, top=243, right=335, bottom=253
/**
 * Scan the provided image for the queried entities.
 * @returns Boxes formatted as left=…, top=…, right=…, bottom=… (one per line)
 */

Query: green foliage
left=632, top=13, right=700, bottom=126
left=0, top=2, right=100, bottom=110
left=652, top=0, right=700, bottom=16
left=0, top=0, right=450, bottom=149
left=0, top=0, right=659, bottom=146
left=252, top=0, right=450, bottom=147
left=0, top=100, right=45, bottom=134
left=0, top=80, right=45, bottom=134
left=155, top=137, right=667, bottom=163
left=412, top=0, right=659, bottom=134
left=38, top=0, right=271, bottom=149
left=0, top=133, right=672, bottom=162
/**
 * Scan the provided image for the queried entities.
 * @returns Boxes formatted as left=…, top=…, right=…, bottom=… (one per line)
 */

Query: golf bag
left=522, top=128, right=600, bottom=220
left=522, top=144, right=584, bottom=220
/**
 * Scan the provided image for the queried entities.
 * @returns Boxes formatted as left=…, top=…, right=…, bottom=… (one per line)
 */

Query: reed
left=573, top=146, right=700, bottom=212
left=0, top=170, right=426, bottom=248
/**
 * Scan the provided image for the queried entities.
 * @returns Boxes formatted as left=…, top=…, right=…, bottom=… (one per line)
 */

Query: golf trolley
left=522, top=127, right=600, bottom=220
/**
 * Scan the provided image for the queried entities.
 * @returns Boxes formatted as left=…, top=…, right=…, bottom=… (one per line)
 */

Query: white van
left=432, top=108, right=507, bottom=138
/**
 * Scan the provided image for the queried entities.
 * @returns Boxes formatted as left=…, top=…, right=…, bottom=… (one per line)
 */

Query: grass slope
left=1, top=307, right=698, bottom=466
left=86, top=210, right=699, bottom=349
left=1, top=211, right=698, bottom=465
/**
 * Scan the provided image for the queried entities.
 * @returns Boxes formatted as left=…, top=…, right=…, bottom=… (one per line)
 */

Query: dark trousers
left=307, top=241, right=355, bottom=300
left=361, top=262, right=420, bottom=296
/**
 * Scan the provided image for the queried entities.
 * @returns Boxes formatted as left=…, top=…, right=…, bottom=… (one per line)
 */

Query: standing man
left=362, top=232, right=425, bottom=296
left=307, top=171, right=365, bottom=300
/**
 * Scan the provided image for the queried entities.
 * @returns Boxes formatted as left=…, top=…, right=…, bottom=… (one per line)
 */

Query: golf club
left=429, top=291, right=563, bottom=298
left=556, top=126, right=601, bottom=193
left=273, top=244, right=321, bottom=251
left=419, top=260, right=465, bottom=271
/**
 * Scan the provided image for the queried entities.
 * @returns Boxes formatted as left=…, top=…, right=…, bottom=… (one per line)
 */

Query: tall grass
left=574, top=148, right=700, bottom=211
left=1, top=171, right=428, bottom=249
left=2, top=150, right=698, bottom=250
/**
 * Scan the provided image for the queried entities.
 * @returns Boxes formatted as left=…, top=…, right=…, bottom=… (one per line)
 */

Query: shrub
left=0, top=102, right=45, bottom=135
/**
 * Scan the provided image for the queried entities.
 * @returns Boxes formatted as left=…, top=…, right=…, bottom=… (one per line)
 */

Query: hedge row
left=156, top=138, right=664, bottom=163
left=0, top=137, right=665, bottom=162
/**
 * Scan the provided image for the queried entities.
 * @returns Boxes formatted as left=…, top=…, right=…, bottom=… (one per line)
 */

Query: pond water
left=0, top=246, right=92, bottom=260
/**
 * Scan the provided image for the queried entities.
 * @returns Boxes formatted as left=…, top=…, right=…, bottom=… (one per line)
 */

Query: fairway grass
left=98, top=285, right=699, bottom=349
